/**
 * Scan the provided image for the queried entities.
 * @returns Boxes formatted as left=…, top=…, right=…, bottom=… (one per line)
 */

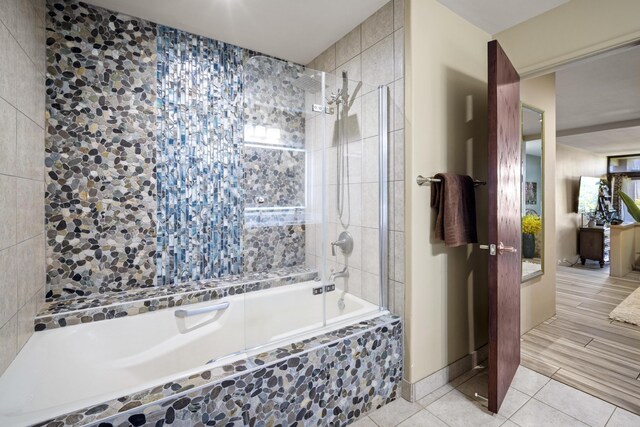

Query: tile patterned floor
left=354, top=365, right=640, bottom=427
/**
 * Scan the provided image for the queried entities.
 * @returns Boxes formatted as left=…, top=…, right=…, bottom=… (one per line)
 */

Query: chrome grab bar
left=174, top=302, right=230, bottom=318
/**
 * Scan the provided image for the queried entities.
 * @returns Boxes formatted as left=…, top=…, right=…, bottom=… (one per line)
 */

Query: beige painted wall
left=494, top=0, right=640, bottom=77
left=555, top=144, right=607, bottom=264
left=405, top=0, right=491, bottom=383
left=405, top=0, right=640, bottom=387
left=520, top=75, right=557, bottom=333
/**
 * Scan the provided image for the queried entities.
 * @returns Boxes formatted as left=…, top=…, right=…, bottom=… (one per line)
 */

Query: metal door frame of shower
left=378, top=85, right=389, bottom=311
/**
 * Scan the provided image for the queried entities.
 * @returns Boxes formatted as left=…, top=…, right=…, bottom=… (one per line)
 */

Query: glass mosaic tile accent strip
left=45, top=0, right=158, bottom=294
left=156, top=27, right=245, bottom=285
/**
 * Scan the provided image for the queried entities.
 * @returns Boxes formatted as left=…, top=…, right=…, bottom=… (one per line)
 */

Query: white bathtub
left=0, top=281, right=380, bottom=426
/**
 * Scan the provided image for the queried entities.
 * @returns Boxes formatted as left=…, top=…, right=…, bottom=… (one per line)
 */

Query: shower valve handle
left=330, top=231, right=354, bottom=256
left=331, top=239, right=346, bottom=256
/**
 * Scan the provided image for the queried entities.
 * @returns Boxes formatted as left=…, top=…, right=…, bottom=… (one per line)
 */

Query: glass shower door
left=322, top=73, right=388, bottom=326
left=242, top=57, right=327, bottom=350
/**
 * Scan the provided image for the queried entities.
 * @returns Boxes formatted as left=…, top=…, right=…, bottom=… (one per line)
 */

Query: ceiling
left=436, top=0, right=568, bottom=35
left=86, top=0, right=388, bottom=64
left=556, top=45, right=640, bottom=155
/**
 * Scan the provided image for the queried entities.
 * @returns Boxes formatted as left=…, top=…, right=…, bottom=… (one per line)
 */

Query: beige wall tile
left=344, top=95, right=362, bottom=142
left=336, top=54, right=362, bottom=86
left=393, top=180, right=405, bottom=232
left=394, top=28, right=404, bottom=80
left=0, top=315, right=17, bottom=375
left=16, top=48, right=43, bottom=126
left=361, top=225, right=380, bottom=274
left=361, top=91, right=379, bottom=139
left=392, top=129, right=404, bottom=181
left=0, top=22, right=18, bottom=106
left=394, top=0, right=405, bottom=31
left=393, top=78, right=404, bottom=131
left=0, top=97, right=17, bottom=175
left=343, top=265, right=362, bottom=298
left=315, top=44, right=336, bottom=73
left=393, top=280, right=404, bottom=318
left=362, top=35, right=394, bottom=87
left=16, top=234, right=44, bottom=308
left=0, top=174, right=17, bottom=250
left=394, top=231, right=405, bottom=282
left=362, top=35, right=393, bottom=86
left=362, top=136, right=379, bottom=183
left=0, top=0, right=18, bottom=34
left=0, top=0, right=44, bottom=374
left=347, top=182, right=362, bottom=227
left=346, top=139, right=363, bottom=184
left=0, top=246, right=17, bottom=326
left=15, top=0, right=38, bottom=66
left=362, top=1, right=393, bottom=51
left=336, top=25, right=361, bottom=68
left=29, top=0, right=46, bottom=26
left=362, top=182, right=380, bottom=229
left=362, top=271, right=380, bottom=305
left=16, top=112, right=44, bottom=181
left=17, top=291, right=36, bottom=349
left=388, top=231, right=395, bottom=280
left=16, top=178, right=44, bottom=242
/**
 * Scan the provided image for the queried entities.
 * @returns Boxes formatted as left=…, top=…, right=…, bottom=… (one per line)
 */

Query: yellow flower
left=522, top=214, right=542, bottom=235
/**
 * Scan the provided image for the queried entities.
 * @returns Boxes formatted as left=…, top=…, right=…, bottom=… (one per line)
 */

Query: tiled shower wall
left=46, top=1, right=158, bottom=294
left=242, top=57, right=307, bottom=272
left=156, top=26, right=244, bottom=285
left=0, top=0, right=46, bottom=374
left=306, top=0, right=405, bottom=317
left=44, top=0, right=306, bottom=296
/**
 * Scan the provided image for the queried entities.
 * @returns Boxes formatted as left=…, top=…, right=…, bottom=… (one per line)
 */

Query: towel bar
left=416, top=175, right=486, bottom=187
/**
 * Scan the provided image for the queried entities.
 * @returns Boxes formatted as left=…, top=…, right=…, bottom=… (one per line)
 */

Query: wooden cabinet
left=579, top=227, right=610, bottom=268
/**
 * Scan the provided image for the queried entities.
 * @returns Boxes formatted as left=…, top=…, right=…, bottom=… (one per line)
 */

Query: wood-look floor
left=521, top=265, right=640, bottom=415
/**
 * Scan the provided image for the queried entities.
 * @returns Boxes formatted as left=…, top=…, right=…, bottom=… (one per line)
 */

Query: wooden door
left=487, top=40, right=521, bottom=414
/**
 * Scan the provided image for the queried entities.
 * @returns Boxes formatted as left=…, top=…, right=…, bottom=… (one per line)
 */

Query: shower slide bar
left=174, top=302, right=230, bottom=318
left=416, top=175, right=487, bottom=187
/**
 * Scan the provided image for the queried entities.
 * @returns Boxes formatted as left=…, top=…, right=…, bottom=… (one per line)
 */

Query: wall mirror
left=521, top=103, right=544, bottom=282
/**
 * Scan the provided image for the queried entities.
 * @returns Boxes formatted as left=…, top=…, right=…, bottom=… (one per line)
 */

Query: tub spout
left=329, top=266, right=349, bottom=283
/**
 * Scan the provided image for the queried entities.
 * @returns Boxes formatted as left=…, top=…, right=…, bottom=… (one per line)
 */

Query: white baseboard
left=401, top=344, right=488, bottom=402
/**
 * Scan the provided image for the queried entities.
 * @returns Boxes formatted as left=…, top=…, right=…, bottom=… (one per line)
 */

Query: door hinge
left=312, top=104, right=335, bottom=114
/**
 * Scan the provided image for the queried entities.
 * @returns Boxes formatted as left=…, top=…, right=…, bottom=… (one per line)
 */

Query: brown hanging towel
left=430, top=173, right=478, bottom=247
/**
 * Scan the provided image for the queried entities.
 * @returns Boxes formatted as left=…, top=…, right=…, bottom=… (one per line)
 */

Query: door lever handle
left=498, top=242, right=517, bottom=254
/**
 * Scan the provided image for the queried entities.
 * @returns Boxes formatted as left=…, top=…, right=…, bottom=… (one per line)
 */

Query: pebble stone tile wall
left=35, top=266, right=316, bottom=330
left=36, top=315, right=402, bottom=427
left=242, top=56, right=307, bottom=272
left=45, top=0, right=158, bottom=294
left=45, top=0, right=309, bottom=298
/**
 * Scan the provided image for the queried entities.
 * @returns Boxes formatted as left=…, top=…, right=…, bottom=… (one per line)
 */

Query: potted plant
left=522, top=214, right=542, bottom=259
left=619, top=191, right=640, bottom=222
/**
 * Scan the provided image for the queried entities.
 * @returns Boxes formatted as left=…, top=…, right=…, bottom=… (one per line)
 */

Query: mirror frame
left=521, top=102, right=545, bottom=283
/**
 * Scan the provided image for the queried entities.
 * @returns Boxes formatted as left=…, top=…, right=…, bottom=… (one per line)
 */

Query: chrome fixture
left=327, top=70, right=349, bottom=106
left=330, top=231, right=353, bottom=256
left=174, top=302, right=230, bottom=318
left=416, top=175, right=487, bottom=187
left=378, top=85, right=389, bottom=310
left=329, top=265, right=349, bottom=282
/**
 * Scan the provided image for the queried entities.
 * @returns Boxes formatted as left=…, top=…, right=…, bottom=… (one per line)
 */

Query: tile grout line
left=530, top=397, right=595, bottom=426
